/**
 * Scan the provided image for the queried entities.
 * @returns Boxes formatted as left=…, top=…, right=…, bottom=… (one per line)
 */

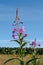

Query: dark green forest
left=0, top=47, right=43, bottom=55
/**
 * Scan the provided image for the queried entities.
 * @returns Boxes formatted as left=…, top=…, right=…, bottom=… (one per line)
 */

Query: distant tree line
left=0, top=47, right=43, bottom=55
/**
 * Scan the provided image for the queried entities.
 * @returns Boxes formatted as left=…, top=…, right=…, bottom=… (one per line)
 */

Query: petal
left=12, top=34, right=16, bottom=39
left=13, top=28, right=17, bottom=32
left=22, top=26, right=24, bottom=32
left=38, top=44, right=40, bottom=46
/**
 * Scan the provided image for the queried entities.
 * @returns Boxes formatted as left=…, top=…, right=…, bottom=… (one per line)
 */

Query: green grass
left=0, top=54, right=43, bottom=65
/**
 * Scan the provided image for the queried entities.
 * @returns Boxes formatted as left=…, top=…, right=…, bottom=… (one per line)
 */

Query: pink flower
left=12, top=34, right=16, bottom=39
left=22, top=34, right=27, bottom=40
left=18, top=26, right=24, bottom=34
left=31, top=38, right=36, bottom=47
left=22, top=26, right=24, bottom=32
left=38, top=44, right=40, bottom=46
left=13, top=28, right=17, bottom=32
left=24, top=34, right=27, bottom=37
left=30, top=41, right=36, bottom=47
left=12, top=34, right=14, bottom=37
left=30, top=38, right=40, bottom=47
left=18, top=29, right=23, bottom=34
left=12, top=31, right=14, bottom=33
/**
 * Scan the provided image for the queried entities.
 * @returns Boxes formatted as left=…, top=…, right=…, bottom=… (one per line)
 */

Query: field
left=0, top=54, right=43, bottom=65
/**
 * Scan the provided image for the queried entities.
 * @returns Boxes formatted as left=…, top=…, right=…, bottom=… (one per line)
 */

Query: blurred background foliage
left=0, top=47, right=43, bottom=55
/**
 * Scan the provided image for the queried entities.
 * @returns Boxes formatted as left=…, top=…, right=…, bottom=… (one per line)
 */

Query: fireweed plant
left=3, top=8, right=28, bottom=65
left=29, top=38, right=40, bottom=65
left=3, top=9, right=41, bottom=65
left=12, top=25, right=28, bottom=57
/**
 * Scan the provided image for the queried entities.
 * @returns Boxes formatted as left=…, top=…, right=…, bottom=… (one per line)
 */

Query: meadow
left=0, top=54, right=43, bottom=65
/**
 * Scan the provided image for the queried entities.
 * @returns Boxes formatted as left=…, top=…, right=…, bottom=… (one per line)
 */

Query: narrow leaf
left=22, top=34, right=27, bottom=40
left=21, top=42, right=27, bottom=48
left=3, top=58, right=15, bottom=65
left=11, top=40, right=21, bottom=45
left=3, top=58, right=24, bottom=65
left=25, top=58, right=38, bottom=65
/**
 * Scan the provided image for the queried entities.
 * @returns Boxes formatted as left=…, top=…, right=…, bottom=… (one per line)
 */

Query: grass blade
left=25, top=58, right=38, bottom=65
left=3, top=58, right=24, bottom=65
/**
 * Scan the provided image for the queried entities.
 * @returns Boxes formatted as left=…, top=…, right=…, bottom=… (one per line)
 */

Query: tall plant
left=3, top=9, right=41, bottom=65
left=3, top=8, right=28, bottom=65
left=12, top=25, right=28, bottom=57
left=29, top=38, right=40, bottom=65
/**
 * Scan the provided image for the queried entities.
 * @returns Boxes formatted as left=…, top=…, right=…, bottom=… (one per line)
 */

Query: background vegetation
left=0, top=47, right=43, bottom=55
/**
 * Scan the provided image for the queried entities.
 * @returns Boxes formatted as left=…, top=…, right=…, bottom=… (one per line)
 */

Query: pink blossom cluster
left=18, top=26, right=24, bottom=34
left=30, top=38, right=40, bottom=47
left=12, top=26, right=25, bottom=39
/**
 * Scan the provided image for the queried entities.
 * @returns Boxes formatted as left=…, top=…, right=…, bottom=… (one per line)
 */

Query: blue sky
left=0, top=0, right=43, bottom=48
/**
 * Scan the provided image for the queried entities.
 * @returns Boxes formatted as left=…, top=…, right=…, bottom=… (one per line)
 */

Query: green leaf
left=3, top=58, right=24, bottom=65
left=11, top=50, right=16, bottom=54
left=20, top=60, right=24, bottom=65
left=11, top=40, right=21, bottom=45
left=21, top=42, right=27, bottom=48
left=3, top=58, right=15, bottom=65
left=25, top=58, right=38, bottom=65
